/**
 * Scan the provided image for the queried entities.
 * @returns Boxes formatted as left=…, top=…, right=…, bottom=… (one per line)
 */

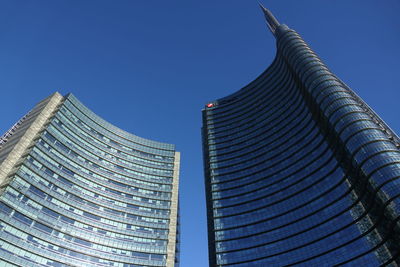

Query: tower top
left=258, top=2, right=280, bottom=35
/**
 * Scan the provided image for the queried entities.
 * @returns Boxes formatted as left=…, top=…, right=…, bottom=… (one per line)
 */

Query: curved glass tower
left=202, top=5, right=400, bottom=266
left=0, top=93, right=180, bottom=267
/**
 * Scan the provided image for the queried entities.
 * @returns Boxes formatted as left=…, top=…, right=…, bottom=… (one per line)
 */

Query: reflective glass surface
left=203, top=24, right=400, bottom=266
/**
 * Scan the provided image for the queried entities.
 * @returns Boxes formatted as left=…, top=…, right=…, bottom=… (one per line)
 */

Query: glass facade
left=202, top=7, right=400, bottom=267
left=0, top=93, right=180, bottom=267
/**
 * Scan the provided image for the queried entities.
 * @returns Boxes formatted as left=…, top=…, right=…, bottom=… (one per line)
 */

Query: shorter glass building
left=0, top=92, right=180, bottom=267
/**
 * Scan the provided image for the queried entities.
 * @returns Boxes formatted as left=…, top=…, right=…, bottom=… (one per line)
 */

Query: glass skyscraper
left=0, top=92, right=180, bottom=267
left=202, top=5, right=400, bottom=266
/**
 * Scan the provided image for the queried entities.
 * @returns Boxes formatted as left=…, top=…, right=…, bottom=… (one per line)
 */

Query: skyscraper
left=0, top=92, right=180, bottom=267
left=202, top=5, right=400, bottom=266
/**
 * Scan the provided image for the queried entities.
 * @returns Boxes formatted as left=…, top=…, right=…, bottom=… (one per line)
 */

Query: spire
left=258, top=2, right=280, bottom=35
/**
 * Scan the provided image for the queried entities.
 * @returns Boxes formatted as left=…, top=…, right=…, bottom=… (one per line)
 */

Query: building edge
left=201, top=111, right=217, bottom=267
left=167, top=151, right=180, bottom=267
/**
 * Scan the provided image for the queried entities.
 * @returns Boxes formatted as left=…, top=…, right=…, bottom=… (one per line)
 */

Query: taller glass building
left=0, top=92, right=180, bottom=267
left=202, top=5, right=400, bottom=266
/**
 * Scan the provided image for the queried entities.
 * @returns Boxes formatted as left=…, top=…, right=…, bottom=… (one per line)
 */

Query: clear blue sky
left=0, top=1, right=399, bottom=266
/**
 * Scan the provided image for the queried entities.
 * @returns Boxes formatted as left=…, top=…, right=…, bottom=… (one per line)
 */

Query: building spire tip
left=258, top=2, right=280, bottom=36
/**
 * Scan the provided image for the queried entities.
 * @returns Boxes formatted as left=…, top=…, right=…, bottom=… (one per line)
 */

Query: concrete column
left=0, top=92, right=63, bottom=193
left=166, top=151, right=180, bottom=267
